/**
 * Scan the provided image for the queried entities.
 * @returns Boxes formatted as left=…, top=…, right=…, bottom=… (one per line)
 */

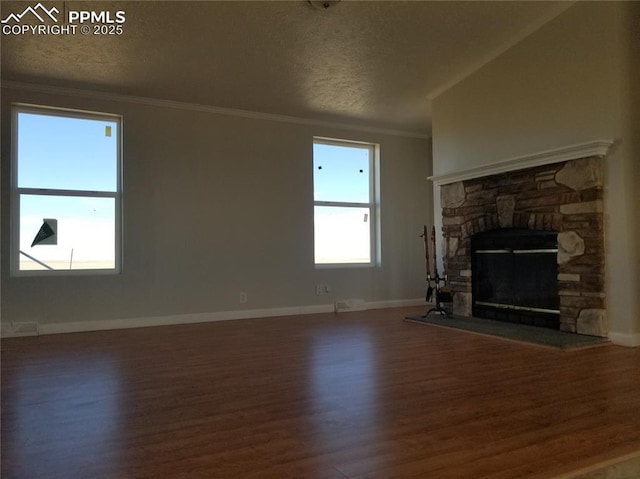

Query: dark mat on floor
left=405, top=314, right=610, bottom=350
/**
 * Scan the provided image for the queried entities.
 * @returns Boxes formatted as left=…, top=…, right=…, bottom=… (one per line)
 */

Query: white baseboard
left=4, top=300, right=636, bottom=347
left=608, top=332, right=640, bottom=348
left=1, top=299, right=426, bottom=338
left=38, top=304, right=335, bottom=336
left=366, top=298, right=426, bottom=309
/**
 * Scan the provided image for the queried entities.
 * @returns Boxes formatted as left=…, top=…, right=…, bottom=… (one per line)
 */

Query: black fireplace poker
left=422, top=225, right=453, bottom=318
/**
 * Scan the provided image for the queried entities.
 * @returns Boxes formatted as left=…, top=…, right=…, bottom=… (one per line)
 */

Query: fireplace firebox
left=471, top=229, right=560, bottom=330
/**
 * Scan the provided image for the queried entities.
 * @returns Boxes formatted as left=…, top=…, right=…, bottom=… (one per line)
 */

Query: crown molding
left=1, top=80, right=430, bottom=140
left=429, top=139, right=615, bottom=186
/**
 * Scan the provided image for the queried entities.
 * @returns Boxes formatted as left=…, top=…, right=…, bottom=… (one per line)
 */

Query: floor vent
left=334, top=299, right=367, bottom=313
left=4, top=322, right=39, bottom=337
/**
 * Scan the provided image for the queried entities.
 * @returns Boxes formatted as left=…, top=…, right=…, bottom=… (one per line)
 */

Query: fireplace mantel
left=429, top=139, right=614, bottom=186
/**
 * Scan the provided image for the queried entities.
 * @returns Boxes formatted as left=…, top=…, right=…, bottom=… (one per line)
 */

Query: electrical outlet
left=240, top=292, right=248, bottom=304
left=315, top=284, right=324, bottom=296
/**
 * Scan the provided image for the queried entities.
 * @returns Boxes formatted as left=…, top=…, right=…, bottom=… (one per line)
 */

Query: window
left=313, top=137, right=379, bottom=266
left=11, top=105, right=122, bottom=274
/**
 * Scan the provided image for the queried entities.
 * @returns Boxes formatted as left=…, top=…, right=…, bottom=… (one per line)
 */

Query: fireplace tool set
left=421, top=225, right=453, bottom=317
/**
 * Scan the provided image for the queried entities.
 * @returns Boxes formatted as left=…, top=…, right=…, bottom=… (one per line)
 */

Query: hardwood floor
left=2, top=306, right=640, bottom=478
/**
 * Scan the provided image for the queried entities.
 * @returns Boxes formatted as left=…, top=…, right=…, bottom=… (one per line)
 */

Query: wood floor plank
left=2, top=306, right=639, bottom=478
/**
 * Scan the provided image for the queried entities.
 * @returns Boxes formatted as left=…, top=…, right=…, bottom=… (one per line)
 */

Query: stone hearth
left=440, top=156, right=606, bottom=336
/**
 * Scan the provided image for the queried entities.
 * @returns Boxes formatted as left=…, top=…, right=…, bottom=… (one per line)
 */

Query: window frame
left=10, top=103, right=123, bottom=276
left=313, top=136, right=380, bottom=268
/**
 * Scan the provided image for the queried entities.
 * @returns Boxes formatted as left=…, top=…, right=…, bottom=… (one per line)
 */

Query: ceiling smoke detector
left=308, top=1, right=340, bottom=11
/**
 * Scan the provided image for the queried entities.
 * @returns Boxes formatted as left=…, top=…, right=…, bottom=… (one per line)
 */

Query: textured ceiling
left=1, top=1, right=569, bottom=135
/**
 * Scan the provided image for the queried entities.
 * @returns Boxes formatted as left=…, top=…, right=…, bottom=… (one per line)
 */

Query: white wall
left=1, top=86, right=432, bottom=328
left=630, top=1, right=640, bottom=345
left=431, top=2, right=639, bottom=344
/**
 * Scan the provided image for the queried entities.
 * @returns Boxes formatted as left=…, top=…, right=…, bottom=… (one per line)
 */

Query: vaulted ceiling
left=1, top=1, right=571, bottom=135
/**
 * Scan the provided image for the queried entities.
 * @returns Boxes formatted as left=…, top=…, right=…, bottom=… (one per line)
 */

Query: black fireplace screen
left=471, top=229, right=560, bottom=329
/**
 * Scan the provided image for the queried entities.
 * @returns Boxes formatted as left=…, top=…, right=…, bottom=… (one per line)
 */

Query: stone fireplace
left=436, top=142, right=611, bottom=337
